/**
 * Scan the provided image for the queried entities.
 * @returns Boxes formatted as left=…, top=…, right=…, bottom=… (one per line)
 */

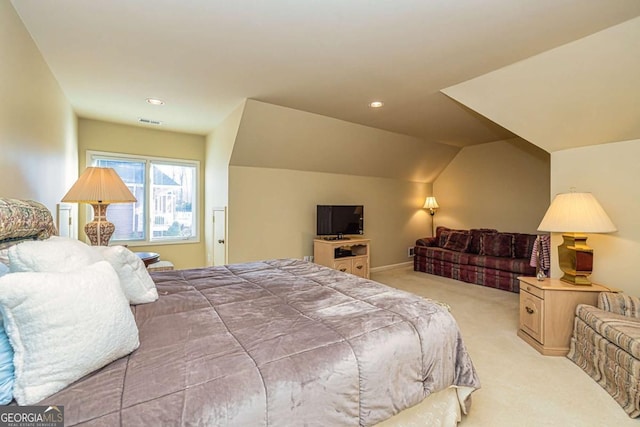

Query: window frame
left=86, top=150, right=200, bottom=246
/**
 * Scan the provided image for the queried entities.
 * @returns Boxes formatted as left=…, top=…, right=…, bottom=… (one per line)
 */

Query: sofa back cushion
left=513, top=233, right=538, bottom=259
left=442, top=231, right=472, bottom=252
left=435, top=226, right=453, bottom=247
left=480, top=233, right=515, bottom=258
left=467, top=228, right=498, bottom=254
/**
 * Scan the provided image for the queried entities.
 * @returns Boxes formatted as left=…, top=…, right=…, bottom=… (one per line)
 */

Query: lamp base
left=85, top=203, right=114, bottom=246
left=558, top=233, right=594, bottom=285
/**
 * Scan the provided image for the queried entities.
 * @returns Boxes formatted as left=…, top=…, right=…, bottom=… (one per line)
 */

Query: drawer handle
left=525, top=306, right=535, bottom=314
left=356, top=265, right=363, bottom=269
left=339, top=268, right=347, bottom=272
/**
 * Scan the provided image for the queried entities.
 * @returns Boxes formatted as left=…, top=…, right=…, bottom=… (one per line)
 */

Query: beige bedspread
left=40, top=259, right=480, bottom=426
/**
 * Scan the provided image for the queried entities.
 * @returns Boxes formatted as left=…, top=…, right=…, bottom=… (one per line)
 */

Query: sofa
left=413, top=226, right=538, bottom=293
left=567, top=292, right=640, bottom=417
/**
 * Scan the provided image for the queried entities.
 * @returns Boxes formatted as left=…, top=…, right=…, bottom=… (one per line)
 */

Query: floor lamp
left=537, top=191, right=616, bottom=285
left=423, top=196, right=439, bottom=237
left=62, top=167, right=137, bottom=246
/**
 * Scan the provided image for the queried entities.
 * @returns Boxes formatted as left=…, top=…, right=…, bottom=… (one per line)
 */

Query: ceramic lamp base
left=85, top=203, right=114, bottom=246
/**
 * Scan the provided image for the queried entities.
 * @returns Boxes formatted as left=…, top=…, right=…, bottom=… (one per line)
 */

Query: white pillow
left=0, top=263, right=8, bottom=277
left=8, top=236, right=102, bottom=273
left=92, top=246, right=159, bottom=304
left=0, top=248, right=8, bottom=267
left=0, top=261, right=139, bottom=405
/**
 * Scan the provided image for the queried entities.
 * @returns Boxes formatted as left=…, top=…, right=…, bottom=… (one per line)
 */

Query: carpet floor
left=371, top=266, right=638, bottom=427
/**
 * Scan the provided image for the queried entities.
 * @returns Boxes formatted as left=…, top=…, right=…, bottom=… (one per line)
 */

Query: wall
left=230, top=100, right=459, bottom=183
left=228, top=166, right=431, bottom=268
left=78, top=119, right=206, bottom=269
left=433, top=138, right=550, bottom=233
left=204, top=101, right=245, bottom=265
left=549, top=139, right=640, bottom=295
left=0, top=1, right=77, bottom=216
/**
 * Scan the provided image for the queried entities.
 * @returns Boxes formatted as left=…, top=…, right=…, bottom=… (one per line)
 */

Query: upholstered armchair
left=568, top=292, right=640, bottom=417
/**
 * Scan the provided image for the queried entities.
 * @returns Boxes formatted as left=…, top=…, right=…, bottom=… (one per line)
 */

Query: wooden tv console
left=313, top=237, right=370, bottom=279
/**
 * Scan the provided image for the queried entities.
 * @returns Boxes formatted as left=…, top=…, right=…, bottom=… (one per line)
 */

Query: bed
left=0, top=198, right=480, bottom=426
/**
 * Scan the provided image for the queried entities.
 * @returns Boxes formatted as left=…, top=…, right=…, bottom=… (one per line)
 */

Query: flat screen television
left=316, top=205, right=364, bottom=239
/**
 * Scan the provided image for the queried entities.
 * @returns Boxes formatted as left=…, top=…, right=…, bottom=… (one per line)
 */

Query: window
left=88, top=151, right=199, bottom=245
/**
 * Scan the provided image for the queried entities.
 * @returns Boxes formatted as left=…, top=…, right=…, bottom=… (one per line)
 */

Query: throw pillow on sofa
left=480, top=233, right=515, bottom=258
left=467, top=228, right=498, bottom=254
left=442, top=231, right=472, bottom=252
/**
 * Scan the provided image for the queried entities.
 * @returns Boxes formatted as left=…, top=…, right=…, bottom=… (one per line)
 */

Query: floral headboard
left=0, top=198, right=58, bottom=250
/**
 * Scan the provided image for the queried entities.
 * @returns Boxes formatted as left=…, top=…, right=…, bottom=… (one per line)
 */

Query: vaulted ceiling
left=11, top=0, right=640, bottom=151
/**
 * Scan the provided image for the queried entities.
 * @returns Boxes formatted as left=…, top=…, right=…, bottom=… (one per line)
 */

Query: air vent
left=138, top=118, right=162, bottom=125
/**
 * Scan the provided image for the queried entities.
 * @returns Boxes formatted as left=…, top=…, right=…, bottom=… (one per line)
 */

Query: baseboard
left=370, top=261, right=413, bottom=273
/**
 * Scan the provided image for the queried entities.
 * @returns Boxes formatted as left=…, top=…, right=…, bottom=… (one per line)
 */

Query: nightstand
left=517, top=276, right=615, bottom=356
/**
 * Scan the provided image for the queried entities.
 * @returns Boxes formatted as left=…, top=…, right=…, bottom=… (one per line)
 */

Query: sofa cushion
left=442, top=231, right=472, bottom=252
left=513, top=233, right=538, bottom=259
left=438, top=229, right=452, bottom=247
left=414, top=246, right=470, bottom=265
left=467, top=254, right=536, bottom=275
left=480, top=233, right=514, bottom=258
left=467, top=228, right=498, bottom=254
left=576, top=304, right=640, bottom=360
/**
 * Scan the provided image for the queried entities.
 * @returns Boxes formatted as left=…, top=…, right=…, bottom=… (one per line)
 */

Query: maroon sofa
left=413, top=226, right=538, bottom=293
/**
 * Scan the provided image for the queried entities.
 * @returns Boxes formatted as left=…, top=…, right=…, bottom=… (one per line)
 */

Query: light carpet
left=371, top=266, right=638, bottom=427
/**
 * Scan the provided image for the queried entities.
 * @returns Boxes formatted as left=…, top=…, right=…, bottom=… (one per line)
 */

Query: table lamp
left=62, top=167, right=137, bottom=246
left=537, top=191, right=616, bottom=285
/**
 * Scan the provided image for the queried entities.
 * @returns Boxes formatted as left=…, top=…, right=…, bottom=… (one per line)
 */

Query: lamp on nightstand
left=537, top=191, right=616, bottom=285
left=423, top=196, right=439, bottom=237
left=62, top=167, right=136, bottom=246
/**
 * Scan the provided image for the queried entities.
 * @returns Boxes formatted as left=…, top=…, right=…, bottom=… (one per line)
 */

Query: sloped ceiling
left=230, top=100, right=459, bottom=182
left=442, top=17, right=640, bottom=153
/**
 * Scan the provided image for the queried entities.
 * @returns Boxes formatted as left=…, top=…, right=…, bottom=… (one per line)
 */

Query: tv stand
left=313, top=237, right=370, bottom=279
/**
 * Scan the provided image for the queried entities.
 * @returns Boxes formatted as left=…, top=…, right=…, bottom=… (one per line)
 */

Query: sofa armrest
left=598, top=292, right=640, bottom=318
left=416, top=237, right=437, bottom=247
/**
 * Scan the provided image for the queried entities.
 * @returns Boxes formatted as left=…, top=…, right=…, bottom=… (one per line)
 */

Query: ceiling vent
left=138, top=117, right=162, bottom=125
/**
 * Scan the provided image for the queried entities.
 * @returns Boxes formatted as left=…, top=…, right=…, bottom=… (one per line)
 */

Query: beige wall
left=230, top=100, right=459, bottom=182
left=549, top=139, right=640, bottom=295
left=0, top=1, right=77, bottom=215
left=78, top=119, right=207, bottom=269
left=204, top=101, right=245, bottom=265
left=433, top=138, right=550, bottom=233
left=228, top=166, right=431, bottom=268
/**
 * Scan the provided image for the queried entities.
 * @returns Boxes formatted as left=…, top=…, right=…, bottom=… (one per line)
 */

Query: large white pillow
left=92, top=245, right=159, bottom=304
left=0, top=261, right=139, bottom=405
left=8, top=236, right=102, bottom=273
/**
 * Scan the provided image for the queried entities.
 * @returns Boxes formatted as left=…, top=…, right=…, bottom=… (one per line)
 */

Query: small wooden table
left=135, top=251, right=160, bottom=267
left=517, top=276, right=616, bottom=356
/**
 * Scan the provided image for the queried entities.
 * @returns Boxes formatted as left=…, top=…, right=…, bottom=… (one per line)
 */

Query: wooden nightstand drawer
left=520, top=282, right=544, bottom=299
left=520, top=291, right=544, bottom=343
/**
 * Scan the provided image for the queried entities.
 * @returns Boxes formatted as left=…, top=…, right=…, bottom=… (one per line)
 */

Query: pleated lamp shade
left=537, top=192, right=616, bottom=233
left=62, top=167, right=136, bottom=204
left=423, top=196, right=439, bottom=210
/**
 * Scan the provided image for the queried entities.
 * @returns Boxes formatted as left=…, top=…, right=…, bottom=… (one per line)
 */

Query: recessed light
left=369, top=101, right=384, bottom=108
left=146, top=98, right=165, bottom=106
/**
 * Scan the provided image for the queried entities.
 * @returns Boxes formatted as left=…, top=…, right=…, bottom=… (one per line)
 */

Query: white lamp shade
left=423, top=196, right=439, bottom=210
left=62, top=167, right=136, bottom=204
left=537, top=192, right=616, bottom=233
